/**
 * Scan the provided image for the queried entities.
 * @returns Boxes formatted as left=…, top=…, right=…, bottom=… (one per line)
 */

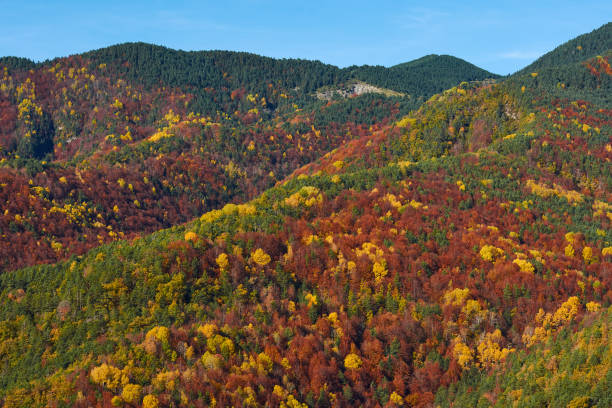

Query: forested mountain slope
left=82, top=44, right=499, bottom=111
left=0, top=44, right=496, bottom=272
left=516, top=22, right=612, bottom=75
left=0, top=22, right=609, bottom=408
left=437, top=307, right=612, bottom=407
left=349, top=54, right=499, bottom=99
left=289, top=48, right=611, bottom=181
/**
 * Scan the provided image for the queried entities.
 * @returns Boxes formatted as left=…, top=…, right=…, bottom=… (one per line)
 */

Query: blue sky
left=0, top=1, right=610, bottom=75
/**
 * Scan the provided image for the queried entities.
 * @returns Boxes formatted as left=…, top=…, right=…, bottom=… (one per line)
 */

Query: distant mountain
left=516, top=22, right=612, bottom=75
left=348, top=54, right=500, bottom=96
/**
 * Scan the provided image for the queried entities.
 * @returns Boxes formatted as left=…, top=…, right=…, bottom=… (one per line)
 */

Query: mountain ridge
left=1, top=43, right=501, bottom=82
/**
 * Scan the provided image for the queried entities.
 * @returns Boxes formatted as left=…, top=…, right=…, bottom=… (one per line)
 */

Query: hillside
left=0, top=44, right=497, bottom=272
left=0, top=24, right=610, bottom=408
left=289, top=34, right=611, bottom=180
left=437, top=307, right=612, bottom=407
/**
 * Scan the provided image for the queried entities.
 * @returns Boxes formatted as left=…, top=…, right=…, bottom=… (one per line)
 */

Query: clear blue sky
left=0, top=1, right=610, bottom=75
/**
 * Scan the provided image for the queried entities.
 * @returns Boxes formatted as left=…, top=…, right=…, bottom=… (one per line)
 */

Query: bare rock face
left=316, top=81, right=405, bottom=100
left=352, top=82, right=387, bottom=95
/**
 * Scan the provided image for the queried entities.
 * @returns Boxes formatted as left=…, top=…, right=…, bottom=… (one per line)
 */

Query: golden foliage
left=384, top=193, right=402, bottom=209
left=216, top=253, right=229, bottom=270
left=284, top=186, right=323, bottom=208
left=257, top=352, right=273, bottom=374
left=593, top=200, right=612, bottom=217
left=565, top=232, right=577, bottom=244
left=152, top=370, right=179, bottom=392
left=443, top=287, right=470, bottom=306
left=90, top=363, right=128, bottom=390
left=480, top=245, right=504, bottom=262
left=198, top=322, right=217, bottom=338
left=523, top=297, right=582, bottom=347
left=476, top=329, right=515, bottom=368
left=145, top=326, right=170, bottom=344
left=355, top=242, right=385, bottom=263
left=453, top=341, right=473, bottom=369
left=327, top=312, right=339, bottom=325
left=582, top=246, right=593, bottom=264
left=344, top=353, right=362, bottom=369
left=586, top=301, right=601, bottom=312
left=121, top=384, right=142, bottom=404
left=552, top=296, right=580, bottom=326
left=111, top=98, right=123, bottom=109
left=280, top=395, right=308, bottom=408
left=200, top=202, right=256, bottom=224
left=142, top=394, right=159, bottom=408
left=566, top=396, right=591, bottom=408
left=201, top=351, right=221, bottom=370
left=389, top=391, right=404, bottom=405
left=303, top=234, right=318, bottom=245
left=305, top=293, right=318, bottom=307
left=396, top=116, right=416, bottom=128
left=513, top=258, right=534, bottom=274
left=251, top=248, right=271, bottom=266
left=184, top=231, right=198, bottom=242
left=372, top=261, right=388, bottom=284
left=526, top=180, right=583, bottom=203
left=462, top=299, right=482, bottom=316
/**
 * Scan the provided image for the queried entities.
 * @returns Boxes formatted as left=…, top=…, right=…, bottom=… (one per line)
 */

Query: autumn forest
left=0, top=21, right=610, bottom=408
